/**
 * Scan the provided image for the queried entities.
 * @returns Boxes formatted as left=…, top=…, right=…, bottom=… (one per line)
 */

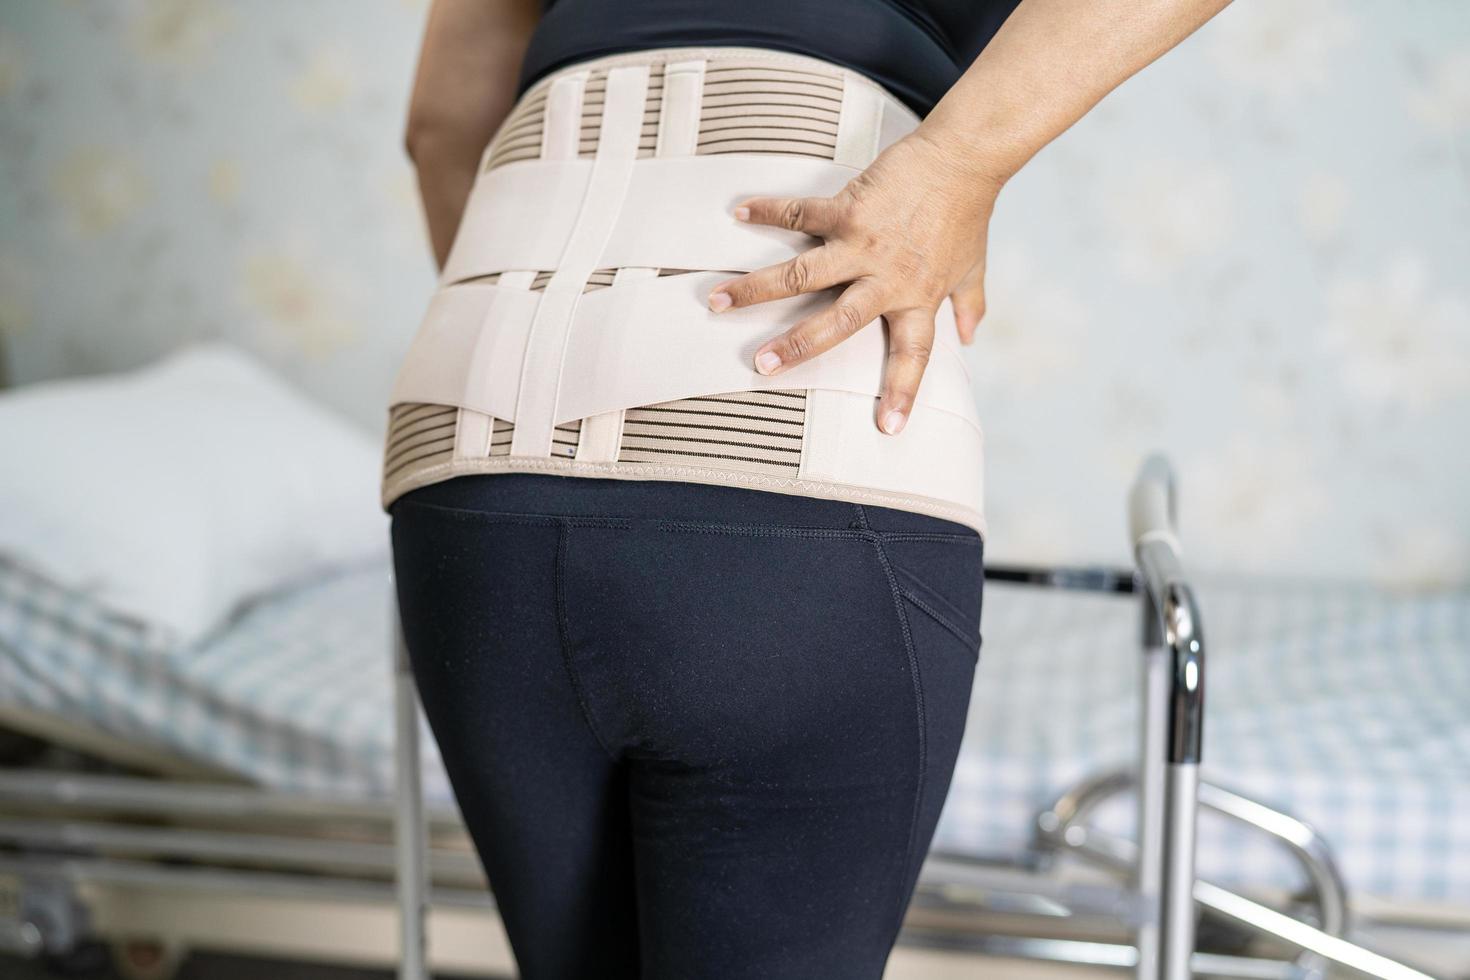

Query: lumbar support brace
left=383, top=47, right=986, bottom=536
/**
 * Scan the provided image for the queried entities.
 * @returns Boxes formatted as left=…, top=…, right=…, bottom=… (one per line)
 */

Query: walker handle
left=1129, top=454, right=1181, bottom=558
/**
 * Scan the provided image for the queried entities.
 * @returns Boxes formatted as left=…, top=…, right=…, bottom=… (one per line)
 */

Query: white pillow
left=0, top=342, right=389, bottom=645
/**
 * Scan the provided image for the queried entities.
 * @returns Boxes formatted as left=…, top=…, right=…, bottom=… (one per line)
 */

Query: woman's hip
left=389, top=469, right=985, bottom=977
left=390, top=472, right=986, bottom=711
left=389, top=469, right=985, bottom=764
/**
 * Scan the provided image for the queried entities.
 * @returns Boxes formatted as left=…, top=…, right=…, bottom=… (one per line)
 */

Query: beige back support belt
left=382, top=46, right=986, bottom=537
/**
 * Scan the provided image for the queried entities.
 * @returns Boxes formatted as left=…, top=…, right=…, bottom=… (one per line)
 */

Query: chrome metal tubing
left=1161, top=762, right=1202, bottom=979
left=1038, top=820, right=1436, bottom=979
left=1134, top=555, right=1205, bottom=769
left=0, top=769, right=462, bottom=827
left=393, top=604, right=429, bottom=980
left=1036, top=768, right=1135, bottom=835
left=1129, top=455, right=1206, bottom=979
left=898, top=930, right=1307, bottom=979
left=0, top=853, right=494, bottom=910
left=1136, top=643, right=1171, bottom=980
left=1197, top=782, right=1349, bottom=941
left=0, top=817, right=483, bottom=884
left=1038, top=769, right=1352, bottom=947
left=1195, top=882, right=1437, bottom=980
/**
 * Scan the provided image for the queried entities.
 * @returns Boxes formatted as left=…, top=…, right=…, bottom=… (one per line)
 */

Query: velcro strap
left=509, top=64, right=650, bottom=457
left=801, top=387, right=984, bottom=514
left=389, top=271, right=979, bottom=433
left=438, top=154, right=858, bottom=285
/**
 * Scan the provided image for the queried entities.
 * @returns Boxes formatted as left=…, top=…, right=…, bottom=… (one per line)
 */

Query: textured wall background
left=1, top=0, right=1466, bottom=584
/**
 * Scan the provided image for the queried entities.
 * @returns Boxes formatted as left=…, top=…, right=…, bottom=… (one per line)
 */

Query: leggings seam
left=899, top=588, right=981, bottom=655
left=865, top=531, right=928, bottom=938
left=554, top=521, right=621, bottom=764
left=873, top=531, right=982, bottom=546
left=392, top=498, right=634, bottom=529
left=655, top=522, right=870, bottom=540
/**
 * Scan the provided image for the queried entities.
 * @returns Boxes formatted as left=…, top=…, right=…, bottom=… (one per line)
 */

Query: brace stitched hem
left=520, top=45, right=920, bottom=128
left=381, top=455, right=987, bottom=540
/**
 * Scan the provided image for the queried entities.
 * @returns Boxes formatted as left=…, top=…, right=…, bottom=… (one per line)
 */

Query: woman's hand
left=706, top=130, right=1005, bottom=436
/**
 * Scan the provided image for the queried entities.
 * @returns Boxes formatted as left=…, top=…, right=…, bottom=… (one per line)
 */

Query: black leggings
left=390, top=473, right=985, bottom=980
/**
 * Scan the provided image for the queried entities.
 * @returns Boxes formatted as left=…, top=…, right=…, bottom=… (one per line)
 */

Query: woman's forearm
left=918, top=0, right=1232, bottom=185
left=405, top=0, right=540, bottom=269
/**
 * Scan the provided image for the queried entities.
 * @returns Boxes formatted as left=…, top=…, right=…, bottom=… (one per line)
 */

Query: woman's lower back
left=381, top=45, right=987, bottom=538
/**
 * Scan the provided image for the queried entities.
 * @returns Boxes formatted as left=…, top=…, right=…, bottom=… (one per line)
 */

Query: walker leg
left=1130, top=458, right=1205, bottom=979
left=1135, top=602, right=1170, bottom=980
left=1161, top=761, right=1201, bottom=978
left=393, top=603, right=429, bottom=980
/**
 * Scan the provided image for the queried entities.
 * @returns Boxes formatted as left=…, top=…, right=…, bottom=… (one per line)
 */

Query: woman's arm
left=405, top=0, right=541, bottom=270
left=708, top=0, right=1232, bottom=435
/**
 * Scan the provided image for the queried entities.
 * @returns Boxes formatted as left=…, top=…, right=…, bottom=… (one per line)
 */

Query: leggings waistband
left=391, top=472, right=981, bottom=539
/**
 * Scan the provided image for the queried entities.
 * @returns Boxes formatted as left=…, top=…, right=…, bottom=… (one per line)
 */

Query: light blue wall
left=2, top=0, right=1466, bottom=584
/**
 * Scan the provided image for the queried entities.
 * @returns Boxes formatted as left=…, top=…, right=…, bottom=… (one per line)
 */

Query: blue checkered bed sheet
left=0, top=555, right=451, bottom=805
left=1, top=555, right=1465, bottom=904
left=935, top=577, right=1470, bottom=905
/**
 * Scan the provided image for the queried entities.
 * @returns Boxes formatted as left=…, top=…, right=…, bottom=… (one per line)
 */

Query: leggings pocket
left=876, top=535, right=985, bottom=661
left=895, top=573, right=981, bottom=657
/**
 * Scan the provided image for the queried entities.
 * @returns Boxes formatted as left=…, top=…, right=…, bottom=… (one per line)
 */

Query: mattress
left=1, top=554, right=1465, bottom=905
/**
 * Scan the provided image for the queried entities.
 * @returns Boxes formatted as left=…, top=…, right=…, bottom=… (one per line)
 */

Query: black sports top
left=515, top=0, right=1024, bottom=118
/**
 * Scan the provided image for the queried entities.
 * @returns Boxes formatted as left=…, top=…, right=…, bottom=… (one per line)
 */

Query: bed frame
left=0, top=457, right=1452, bottom=980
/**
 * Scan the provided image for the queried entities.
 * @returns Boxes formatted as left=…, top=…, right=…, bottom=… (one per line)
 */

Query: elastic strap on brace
left=574, top=58, right=710, bottom=464
left=802, top=71, right=884, bottom=485
left=510, top=65, right=650, bottom=458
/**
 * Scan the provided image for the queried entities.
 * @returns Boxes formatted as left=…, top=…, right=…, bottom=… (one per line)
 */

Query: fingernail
left=708, top=290, right=732, bottom=313
left=881, top=410, right=906, bottom=434
left=733, top=206, right=750, bottom=221
left=755, top=350, right=782, bottom=374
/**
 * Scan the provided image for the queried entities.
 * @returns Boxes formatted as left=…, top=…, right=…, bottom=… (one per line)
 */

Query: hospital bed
left=1, top=458, right=1466, bottom=979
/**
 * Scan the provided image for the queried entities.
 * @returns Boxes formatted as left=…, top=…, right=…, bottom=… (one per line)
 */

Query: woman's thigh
left=390, top=494, right=641, bottom=980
